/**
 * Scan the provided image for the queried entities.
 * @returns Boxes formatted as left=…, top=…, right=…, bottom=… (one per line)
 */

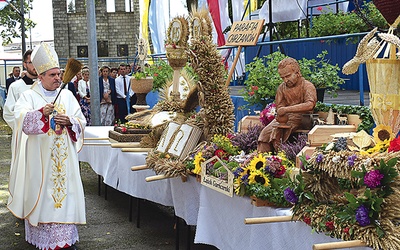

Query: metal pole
left=20, top=0, right=26, bottom=54
left=5, top=0, right=26, bottom=54
left=86, top=0, right=100, bottom=125
left=29, top=2, right=32, bottom=49
left=268, top=0, right=273, bottom=54
left=359, top=63, right=364, bottom=106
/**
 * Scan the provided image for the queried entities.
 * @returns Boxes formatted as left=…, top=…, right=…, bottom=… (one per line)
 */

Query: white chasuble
left=3, top=80, right=35, bottom=206
left=9, top=83, right=86, bottom=226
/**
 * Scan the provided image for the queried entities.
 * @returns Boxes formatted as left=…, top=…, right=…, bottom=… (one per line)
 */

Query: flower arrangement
left=230, top=124, right=263, bottom=154
left=132, top=61, right=173, bottom=91
left=186, top=134, right=240, bottom=176
left=233, top=151, right=294, bottom=207
left=254, top=1, right=390, bottom=41
left=285, top=124, right=400, bottom=250
left=279, top=133, right=308, bottom=162
left=358, top=124, right=396, bottom=155
left=259, top=102, right=276, bottom=126
left=150, top=60, right=173, bottom=91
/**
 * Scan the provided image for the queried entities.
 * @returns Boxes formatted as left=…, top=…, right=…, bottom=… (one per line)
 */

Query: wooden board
left=111, top=142, right=142, bottom=148
left=238, top=115, right=262, bottom=133
left=201, top=156, right=234, bottom=197
left=296, top=146, right=316, bottom=168
left=121, top=148, right=152, bottom=152
left=308, top=125, right=357, bottom=146
left=225, top=19, right=265, bottom=46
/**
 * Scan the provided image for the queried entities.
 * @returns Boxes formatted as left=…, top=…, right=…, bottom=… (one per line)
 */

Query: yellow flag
left=141, top=0, right=151, bottom=55
left=244, top=0, right=258, bottom=17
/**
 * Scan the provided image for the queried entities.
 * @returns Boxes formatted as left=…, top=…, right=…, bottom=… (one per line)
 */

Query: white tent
left=258, top=0, right=349, bottom=23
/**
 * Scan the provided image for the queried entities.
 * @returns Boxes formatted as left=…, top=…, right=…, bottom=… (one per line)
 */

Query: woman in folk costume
left=77, top=68, right=91, bottom=125
left=98, top=65, right=116, bottom=125
left=10, top=42, right=86, bottom=250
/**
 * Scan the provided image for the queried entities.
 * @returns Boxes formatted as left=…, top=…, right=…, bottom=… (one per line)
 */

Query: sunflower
left=373, top=124, right=394, bottom=144
left=248, top=153, right=266, bottom=171
left=361, top=140, right=390, bottom=155
left=248, top=170, right=270, bottom=187
left=193, top=152, right=205, bottom=174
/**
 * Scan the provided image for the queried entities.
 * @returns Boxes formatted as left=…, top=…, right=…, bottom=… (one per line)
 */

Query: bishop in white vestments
left=10, top=43, right=86, bottom=250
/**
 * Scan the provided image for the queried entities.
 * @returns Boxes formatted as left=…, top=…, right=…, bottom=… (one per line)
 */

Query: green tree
left=67, top=0, right=75, bottom=13
left=0, top=0, right=35, bottom=46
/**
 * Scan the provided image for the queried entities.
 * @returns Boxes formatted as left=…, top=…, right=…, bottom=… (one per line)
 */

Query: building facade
left=52, top=0, right=140, bottom=60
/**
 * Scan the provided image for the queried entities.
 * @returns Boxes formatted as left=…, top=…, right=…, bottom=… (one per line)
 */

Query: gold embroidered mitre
left=32, top=42, right=59, bottom=74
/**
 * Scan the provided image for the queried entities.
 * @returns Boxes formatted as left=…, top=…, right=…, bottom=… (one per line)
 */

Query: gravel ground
left=0, top=109, right=216, bottom=250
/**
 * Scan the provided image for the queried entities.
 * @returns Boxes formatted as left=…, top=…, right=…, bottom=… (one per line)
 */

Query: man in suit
left=115, top=63, right=136, bottom=123
left=6, top=66, right=21, bottom=94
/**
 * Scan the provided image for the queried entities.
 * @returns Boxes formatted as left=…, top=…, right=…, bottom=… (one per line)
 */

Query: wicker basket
left=166, top=45, right=187, bottom=69
left=366, top=58, right=400, bottom=134
left=130, top=77, right=153, bottom=106
left=130, top=77, right=153, bottom=94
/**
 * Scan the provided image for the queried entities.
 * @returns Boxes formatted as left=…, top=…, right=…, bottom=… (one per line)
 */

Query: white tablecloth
left=79, top=126, right=173, bottom=206
left=170, top=176, right=201, bottom=226
left=194, top=186, right=370, bottom=250
left=79, top=126, right=371, bottom=250
left=116, top=150, right=173, bottom=207
left=79, top=126, right=119, bottom=184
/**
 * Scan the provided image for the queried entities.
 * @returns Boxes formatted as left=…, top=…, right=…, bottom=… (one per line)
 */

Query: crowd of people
left=63, top=62, right=138, bottom=125
left=6, top=58, right=138, bottom=127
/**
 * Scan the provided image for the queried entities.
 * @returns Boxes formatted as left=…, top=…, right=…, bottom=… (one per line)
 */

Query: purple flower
left=347, top=154, right=357, bottom=166
left=241, top=174, right=249, bottom=185
left=364, top=169, right=384, bottom=188
left=234, top=167, right=244, bottom=178
left=284, top=187, right=298, bottom=204
left=355, top=204, right=371, bottom=226
left=316, top=153, right=324, bottom=163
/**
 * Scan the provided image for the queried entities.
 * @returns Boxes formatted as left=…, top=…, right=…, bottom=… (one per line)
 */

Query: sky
left=0, top=0, right=53, bottom=58
left=28, top=0, right=54, bottom=42
left=0, top=0, right=131, bottom=54
left=2, top=0, right=54, bottom=43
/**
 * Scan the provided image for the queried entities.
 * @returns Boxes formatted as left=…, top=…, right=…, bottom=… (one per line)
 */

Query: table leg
left=175, top=216, right=180, bottom=250
left=97, top=175, right=101, bottom=196
left=129, top=196, right=133, bottom=222
left=104, top=183, right=108, bottom=200
left=186, top=224, right=191, bottom=250
left=136, top=198, right=141, bottom=228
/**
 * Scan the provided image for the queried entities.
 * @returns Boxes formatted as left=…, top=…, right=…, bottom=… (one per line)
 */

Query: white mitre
left=32, top=42, right=59, bottom=74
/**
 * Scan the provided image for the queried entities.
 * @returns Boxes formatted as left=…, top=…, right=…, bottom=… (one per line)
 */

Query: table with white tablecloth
left=79, top=126, right=174, bottom=206
left=79, top=126, right=371, bottom=250
left=194, top=186, right=370, bottom=250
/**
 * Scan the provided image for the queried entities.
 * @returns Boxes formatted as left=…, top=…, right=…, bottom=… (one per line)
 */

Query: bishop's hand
left=43, top=104, right=55, bottom=117
left=53, top=114, right=72, bottom=126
